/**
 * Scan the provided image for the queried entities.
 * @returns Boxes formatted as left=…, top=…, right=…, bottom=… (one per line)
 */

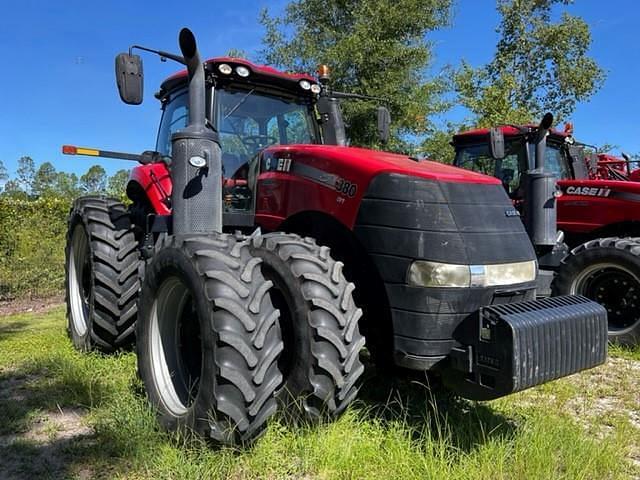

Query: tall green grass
left=0, top=307, right=637, bottom=479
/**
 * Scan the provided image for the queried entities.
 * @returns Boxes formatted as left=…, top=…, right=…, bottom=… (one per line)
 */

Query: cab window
left=215, top=87, right=317, bottom=179
left=528, top=143, right=570, bottom=179
left=156, top=91, right=188, bottom=156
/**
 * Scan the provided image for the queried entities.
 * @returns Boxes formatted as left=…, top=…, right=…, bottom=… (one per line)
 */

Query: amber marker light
left=62, top=145, right=77, bottom=155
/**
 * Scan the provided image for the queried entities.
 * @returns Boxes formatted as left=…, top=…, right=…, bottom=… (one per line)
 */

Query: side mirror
left=377, top=106, right=391, bottom=144
left=115, top=53, right=143, bottom=105
left=489, top=127, right=505, bottom=159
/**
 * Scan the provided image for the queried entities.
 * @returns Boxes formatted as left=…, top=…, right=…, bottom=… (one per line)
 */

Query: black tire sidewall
left=256, top=248, right=314, bottom=400
left=137, top=244, right=217, bottom=436
left=554, top=244, right=640, bottom=345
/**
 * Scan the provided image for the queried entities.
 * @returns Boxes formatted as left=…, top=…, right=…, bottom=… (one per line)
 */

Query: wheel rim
left=150, top=276, right=203, bottom=416
left=570, top=262, right=640, bottom=332
left=69, top=224, right=91, bottom=336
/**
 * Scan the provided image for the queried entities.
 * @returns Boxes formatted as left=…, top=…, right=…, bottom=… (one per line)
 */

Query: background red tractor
left=63, top=28, right=608, bottom=446
left=453, top=124, right=640, bottom=346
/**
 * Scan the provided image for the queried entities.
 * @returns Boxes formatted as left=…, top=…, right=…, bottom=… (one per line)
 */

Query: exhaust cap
left=179, top=28, right=197, bottom=60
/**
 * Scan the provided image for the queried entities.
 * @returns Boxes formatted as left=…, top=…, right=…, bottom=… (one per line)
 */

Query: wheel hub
left=150, top=277, right=203, bottom=416
left=572, top=263, right=640, bottom=331
left=69, top=225, right=90, bottom=336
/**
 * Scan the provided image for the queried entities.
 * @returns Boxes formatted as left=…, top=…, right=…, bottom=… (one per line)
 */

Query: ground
left=0, top=304, right=638, bottom=479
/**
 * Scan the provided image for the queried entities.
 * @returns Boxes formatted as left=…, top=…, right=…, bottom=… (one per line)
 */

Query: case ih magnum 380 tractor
left=453, top=125, right=640, bottom=346
left=63, top=29, right=608, bottom=445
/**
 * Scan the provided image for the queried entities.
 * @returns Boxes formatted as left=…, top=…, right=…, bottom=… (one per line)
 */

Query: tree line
left=0, top=156, right=128, bottom=200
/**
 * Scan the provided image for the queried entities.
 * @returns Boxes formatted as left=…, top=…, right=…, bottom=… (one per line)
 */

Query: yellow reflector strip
left=75, top=147, right=100, bottom=156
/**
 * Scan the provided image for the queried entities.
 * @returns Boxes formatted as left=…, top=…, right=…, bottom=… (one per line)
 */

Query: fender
left=128, top=163, right=173, bottom=215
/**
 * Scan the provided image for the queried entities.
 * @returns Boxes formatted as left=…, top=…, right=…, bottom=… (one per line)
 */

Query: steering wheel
left=242, top=135, right=278, bottom=153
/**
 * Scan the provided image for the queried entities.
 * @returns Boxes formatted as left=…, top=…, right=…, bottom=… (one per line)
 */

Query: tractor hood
left=262, top=144, right=500, bottom=186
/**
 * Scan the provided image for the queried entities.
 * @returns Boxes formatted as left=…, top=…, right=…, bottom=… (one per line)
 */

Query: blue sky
left=1, top=0, right=638, bottom=179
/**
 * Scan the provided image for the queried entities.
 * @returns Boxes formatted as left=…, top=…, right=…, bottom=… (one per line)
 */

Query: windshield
left=214, top=87, right=318, bottom=178
left=454, top=142, right=526, bottom=196
left=454, top=141, right=569, bottom=197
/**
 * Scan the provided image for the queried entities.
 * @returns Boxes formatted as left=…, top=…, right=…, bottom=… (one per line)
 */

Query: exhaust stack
left=524, top=113, right=557, bottom=249
left=170, top=28, right=223, bottom=235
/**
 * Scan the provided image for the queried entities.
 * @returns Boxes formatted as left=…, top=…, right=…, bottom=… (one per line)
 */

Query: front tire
left=65, top=196, right=140, bottom=352
left=552, top=237, right=640, bottom=346
left=136, top=234, right=283, bottom=445
left=250, top=233, right=365, bottom=420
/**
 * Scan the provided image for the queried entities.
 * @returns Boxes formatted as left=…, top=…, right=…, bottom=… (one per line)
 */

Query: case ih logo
left=565, top=186, right=611, bottom=197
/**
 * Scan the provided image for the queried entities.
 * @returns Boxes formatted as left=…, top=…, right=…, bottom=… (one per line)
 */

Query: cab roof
left=453, top=124, right=570, bottom=144
left=159, top=57, right=318, bottom=97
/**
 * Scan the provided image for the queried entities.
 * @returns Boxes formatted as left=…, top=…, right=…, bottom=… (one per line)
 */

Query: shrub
left=0, top=197, right=71, bottom=300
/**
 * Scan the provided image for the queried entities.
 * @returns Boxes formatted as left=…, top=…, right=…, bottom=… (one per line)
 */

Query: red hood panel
left=263, top=145, right=500, bottom=185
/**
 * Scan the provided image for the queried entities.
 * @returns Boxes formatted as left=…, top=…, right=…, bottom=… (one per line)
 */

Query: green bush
left=0, top=197, right=71, bottom=300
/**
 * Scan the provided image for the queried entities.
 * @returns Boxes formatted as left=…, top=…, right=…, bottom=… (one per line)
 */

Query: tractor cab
left=452, top=125, right=576, bottom=201
left=155, top=58, right=323, bottom=217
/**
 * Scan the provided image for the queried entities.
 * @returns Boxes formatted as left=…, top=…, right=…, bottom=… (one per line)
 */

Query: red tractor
left=453, top=124, right=640, bottom=346
left=63, top=28, right=608, bottom=446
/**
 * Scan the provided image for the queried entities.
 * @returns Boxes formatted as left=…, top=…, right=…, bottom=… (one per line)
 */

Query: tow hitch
left=443, top=295, right=607, bottom=400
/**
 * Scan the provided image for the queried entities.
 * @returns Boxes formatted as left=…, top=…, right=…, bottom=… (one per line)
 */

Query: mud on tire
left=65, top=196, right=140, bottom=352
left=136, top=233, right=283, bottom=445
left=552, top=236, right=640, bottom=347
left=250, top=232, right=365, bottom=420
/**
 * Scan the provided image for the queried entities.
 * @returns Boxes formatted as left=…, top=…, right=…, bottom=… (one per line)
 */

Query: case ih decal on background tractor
left=453, top=124, right=640, bottom=346
left=63, top=29, right=608, bottom=446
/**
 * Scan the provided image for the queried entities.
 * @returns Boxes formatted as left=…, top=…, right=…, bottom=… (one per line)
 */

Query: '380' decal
left=335, top=178, right=358, bottom=197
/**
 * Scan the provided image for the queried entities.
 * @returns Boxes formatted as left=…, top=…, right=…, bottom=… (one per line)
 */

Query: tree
left=0, top=160, right=7, bottom=193
left=107, top=169, right=130, bottom=197
left=32, top=162, right=57, bottom=197
left=54, top=172, right=81, bottom=199
left=80, top=165, right=107, bottom=193
left=260, top=0, right=452, bottom=149
left=226, top=48, right=249, bottom=58
left=455, top=0, right=605, bottom=127
left=16, top=156, right=35, bottom=194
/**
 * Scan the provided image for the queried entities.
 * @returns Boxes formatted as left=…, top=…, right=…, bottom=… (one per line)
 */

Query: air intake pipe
left=524, top=113, right=557, bottom=248
left=170, top=28, right=222, bottom=235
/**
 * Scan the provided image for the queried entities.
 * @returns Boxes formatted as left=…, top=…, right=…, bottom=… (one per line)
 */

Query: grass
left=0, top=307, right=639, bottom=479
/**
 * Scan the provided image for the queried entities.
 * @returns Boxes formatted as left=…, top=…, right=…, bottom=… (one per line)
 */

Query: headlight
left=310, top=84, right=321, bottom=94
left=408, top=260, right=537, bottom=288
left=484, top=261, right=537, bottom=287
left=235, top=66, right=250, bottom=77
left=218, top=63, right=232, bottom=75
left=299, top=79, right=311, bottom=90
left=408, top=261, right=470, bottom=288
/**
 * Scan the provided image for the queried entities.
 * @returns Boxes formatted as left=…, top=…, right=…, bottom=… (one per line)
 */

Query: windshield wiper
left=224, top=89, right=255, bottom=120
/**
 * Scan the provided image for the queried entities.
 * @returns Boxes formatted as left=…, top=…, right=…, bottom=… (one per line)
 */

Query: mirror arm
left=130, top=45, right=186, bottom=65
